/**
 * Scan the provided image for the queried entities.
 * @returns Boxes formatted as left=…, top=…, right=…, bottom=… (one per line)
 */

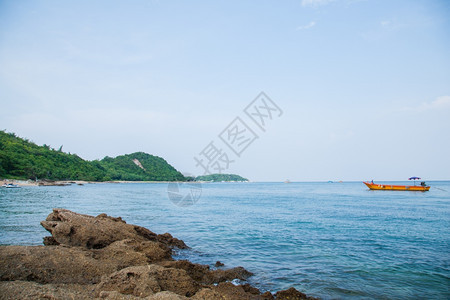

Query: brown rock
left=191, top=288, right=226, bottom=299
left=0, top=280, right=95, bottom=300
left=215, top=261, right=225, bottom=267
left=98, top=290, right=188, bottom=299
left=159, top=260, right=253, bottom=285
left=95, top=265, right=200, bottom=298
left=41, top=208, right=187, bottom=249
left=0, top=240, right=171, bottom=284
left=261, top=291, right=276, bottom=300
left=0, top=245, right=112, bottom=284
left=95, top=239, right=172, bottom=267
left=158, top=260, right=210, bottom=282
left=0, top=209, right=317, bottom=300
left=241, top=283, right=262, bottom=295
left=156, top=232, right=188, bottom=249
left=275, top=287, right=319, bottom=300
left=208, top=282, right=261, bottom=300
left=202, top=283, right=274, bottom=300
left=206, top=266, right=254, bottom=285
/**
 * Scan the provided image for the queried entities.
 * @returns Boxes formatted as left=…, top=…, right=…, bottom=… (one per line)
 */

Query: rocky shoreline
left=0, top=209, right=317, bottom=299
left=0, top=179, right=195, bottom=187
left=1, top=179, right=88, bottom=187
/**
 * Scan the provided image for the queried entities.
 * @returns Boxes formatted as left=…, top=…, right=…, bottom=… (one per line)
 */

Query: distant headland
left=0, top=131, right=248, bottom=184
left=195, top=174, right=249, bottom=182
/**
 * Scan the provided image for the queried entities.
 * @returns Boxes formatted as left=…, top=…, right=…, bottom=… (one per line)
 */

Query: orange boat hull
left=363, top=182, right=430, bottom=191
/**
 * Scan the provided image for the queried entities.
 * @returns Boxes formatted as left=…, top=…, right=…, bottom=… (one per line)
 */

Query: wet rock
left=158, top=260, right=210, bottom=282
left=156, top=232, right=188, bottom=249
left=202, top=283, right=275, bottom=300
left=241, top=283, right=263, bottom=295
left=41, top=208, right=187, bottom=249
left=159, top=260, right=253, bottom=285
left=206, top=266, right=254, bottom=284
left=95, top=265, right=200, bottom=298
left=208, top=282, right=264, bottom=300
left=261, top=291, right=276, bottom=299
left=215, top=261, right=225, bottom=267
left=275, top=287, right=319, bottom=300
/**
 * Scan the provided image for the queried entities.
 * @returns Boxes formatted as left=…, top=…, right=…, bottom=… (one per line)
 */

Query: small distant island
left=195, top=174, right=248, bottom=182
left=0, top=131, right=249, bottom=183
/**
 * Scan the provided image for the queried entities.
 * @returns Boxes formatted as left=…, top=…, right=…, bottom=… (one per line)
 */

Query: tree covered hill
left=100, top=152, right=185, bottom=181
left=195, top=173, right=249, bottom=182
left=0, top=131, right=185, bottom=181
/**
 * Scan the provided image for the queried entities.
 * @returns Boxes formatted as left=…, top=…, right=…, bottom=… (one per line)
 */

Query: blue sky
left=1, top=0, right=449, bottom=181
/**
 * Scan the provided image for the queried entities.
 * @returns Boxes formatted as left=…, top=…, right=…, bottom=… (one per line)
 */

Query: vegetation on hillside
left=0, top=130, right=185, bottom=181
left=100, top=152, right=185, bottom=181
left=195, top=173, right=249, bottom=182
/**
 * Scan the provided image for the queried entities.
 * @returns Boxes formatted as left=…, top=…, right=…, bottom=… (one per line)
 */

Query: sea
left=1, top=181, right=449, bottom=299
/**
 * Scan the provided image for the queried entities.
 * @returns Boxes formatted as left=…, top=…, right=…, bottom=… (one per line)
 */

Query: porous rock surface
left=0, top=208, right=317, bottom=299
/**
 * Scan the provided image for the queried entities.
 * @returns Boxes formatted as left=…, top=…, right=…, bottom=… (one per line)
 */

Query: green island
left=0, top=131, right=185, bottom=182
left=195, top=173, right=249, bottom=182
left=0, top=131, right=250, bottom=183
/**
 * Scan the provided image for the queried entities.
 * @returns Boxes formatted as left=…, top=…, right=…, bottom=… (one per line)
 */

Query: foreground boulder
left=41, top=208, right=187, bottom=249
left=0, top=208, right=317, bottom=299
left=0, top=239, right=172, bottom=284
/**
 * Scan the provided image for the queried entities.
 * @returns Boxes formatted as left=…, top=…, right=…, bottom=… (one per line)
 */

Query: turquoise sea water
left=0, top=181, right=449, bottom=299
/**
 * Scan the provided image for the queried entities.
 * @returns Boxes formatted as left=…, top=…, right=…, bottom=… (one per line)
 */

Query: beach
left=1, top=179, right=89, bottom=187
left=0, top=179, right=186, bottom=187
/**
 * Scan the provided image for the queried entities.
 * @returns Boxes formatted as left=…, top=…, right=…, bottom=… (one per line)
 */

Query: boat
left=1, top=183, right=21, bottom=188
left=363, top=177, right=430, bottom=191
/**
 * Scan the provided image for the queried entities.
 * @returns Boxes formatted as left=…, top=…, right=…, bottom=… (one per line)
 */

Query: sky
left=0, top=0, right=449, bottom=181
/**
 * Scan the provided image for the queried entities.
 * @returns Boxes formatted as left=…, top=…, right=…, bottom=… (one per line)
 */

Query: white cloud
left=301, top=0, right=335, bottom=7
left=424, top=95, right=450, bottom=109
left=296, top=21, right=316, bottom=30
left=401, top=96, right=450, bottom=112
